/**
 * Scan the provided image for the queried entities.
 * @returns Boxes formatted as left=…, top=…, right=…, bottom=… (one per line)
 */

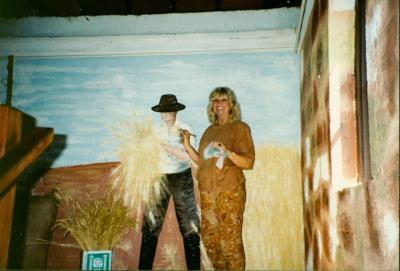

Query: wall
left=0, top=8, right=306, bottom=270
left=335, top=0, right=399, bottom=269
left=299, top=0, right=399, bottom=270
left=11, top=51, right=304, bottom=270
left=299, top=0, right=331, bottom=269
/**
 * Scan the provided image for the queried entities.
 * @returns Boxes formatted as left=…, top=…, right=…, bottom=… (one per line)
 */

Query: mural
left=11, top=51, right=304, bottom=270
left=11, top=52, right=300, bottom=167
left=0, top=57, right=8, bottom=104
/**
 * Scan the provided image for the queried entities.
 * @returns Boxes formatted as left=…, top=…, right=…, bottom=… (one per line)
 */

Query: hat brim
left=151, top=103, right=186, bottom=112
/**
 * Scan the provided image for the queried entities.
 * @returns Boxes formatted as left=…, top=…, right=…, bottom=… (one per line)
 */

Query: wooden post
left=0, top=186, right=16, bottom=268
left=0, top=105, right=21, bottom=157
left=0, top=105, right=21, bottom=268
left=0, top=105, right=54, bottom=268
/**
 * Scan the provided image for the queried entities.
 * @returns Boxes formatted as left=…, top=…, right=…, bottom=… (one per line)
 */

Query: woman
left=182, top=87, right=255, bottom=270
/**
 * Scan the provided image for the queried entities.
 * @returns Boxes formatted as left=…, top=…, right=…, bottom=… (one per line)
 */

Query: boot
left=183, top=233, right=200, bottom=270
left=139, top=234, right=158, bottom=270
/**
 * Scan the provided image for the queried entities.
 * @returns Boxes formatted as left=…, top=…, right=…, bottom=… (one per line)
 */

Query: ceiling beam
left=0, top=8, right=299, bottom=57
left=0, top=8, right=299, bottom=37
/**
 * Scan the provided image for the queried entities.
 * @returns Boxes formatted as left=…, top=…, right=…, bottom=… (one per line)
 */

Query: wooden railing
left=0, top=105, right=53, bottom=268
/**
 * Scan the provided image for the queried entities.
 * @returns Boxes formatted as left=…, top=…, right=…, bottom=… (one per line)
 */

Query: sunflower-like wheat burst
left=110, top=114, right=167, bottom=224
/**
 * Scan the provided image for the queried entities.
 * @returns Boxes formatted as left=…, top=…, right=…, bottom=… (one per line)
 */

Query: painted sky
left=11, top=51, right=300, bottom=167
left=0, top=57, right=8, bottom=102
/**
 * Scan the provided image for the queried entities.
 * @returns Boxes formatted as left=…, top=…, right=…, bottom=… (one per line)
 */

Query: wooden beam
left=0, top=105, right=22, bottom=158
left=0, top=127, right=54, bottom=197
left=0, top=186, right=16, bottom=268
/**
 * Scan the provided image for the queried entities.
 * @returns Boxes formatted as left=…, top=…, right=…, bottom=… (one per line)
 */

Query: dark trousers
left=139, top=168, right=200, bottom=270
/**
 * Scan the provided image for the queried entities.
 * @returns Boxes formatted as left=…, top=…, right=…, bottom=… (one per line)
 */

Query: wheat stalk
left=110, top=113, right=167, bottom=225
left=243, top=144, right=305, bottom=270
left=53, top=192, right=135, bottom=251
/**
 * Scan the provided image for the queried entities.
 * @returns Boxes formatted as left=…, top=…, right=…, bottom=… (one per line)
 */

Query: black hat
left=151, top=94, right=186, bottom=112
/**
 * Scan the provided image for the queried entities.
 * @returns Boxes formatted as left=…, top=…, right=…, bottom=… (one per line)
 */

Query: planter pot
left=82, top=250, right=112, bottom=270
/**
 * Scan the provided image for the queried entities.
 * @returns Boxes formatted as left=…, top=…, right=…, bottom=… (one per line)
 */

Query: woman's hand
left=210, top=141, right=253, bottom=169
left=211, top=141, right=230, bottom=157
left=179, top=129, right=191, bottom=147
left=179, top=129, right=200, bottom=165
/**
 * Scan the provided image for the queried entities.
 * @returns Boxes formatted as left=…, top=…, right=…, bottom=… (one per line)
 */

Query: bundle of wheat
left=53, top=192, right=135, bottom=251
left=110, top=114, right=167, bottom=224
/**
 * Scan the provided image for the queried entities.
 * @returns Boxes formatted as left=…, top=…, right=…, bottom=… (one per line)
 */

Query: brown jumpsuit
left=197, top=121, right=255, bottom=270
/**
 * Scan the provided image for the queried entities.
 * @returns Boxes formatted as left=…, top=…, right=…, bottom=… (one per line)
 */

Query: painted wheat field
left=243, top=144, right=304, bottom=270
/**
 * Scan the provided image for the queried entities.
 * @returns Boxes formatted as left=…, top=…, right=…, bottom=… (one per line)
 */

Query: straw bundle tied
left=110, top=113, right=167, bottom=224
left=53, top=192, right=135, bottom=251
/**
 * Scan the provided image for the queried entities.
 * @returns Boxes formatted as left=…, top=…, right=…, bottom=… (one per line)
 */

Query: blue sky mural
left=11, top=51, right=300, bottom=167
left=0, top=57, right=8, bottom=103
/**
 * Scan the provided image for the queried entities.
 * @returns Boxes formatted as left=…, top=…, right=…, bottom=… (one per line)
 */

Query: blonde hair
left=207, top=87, right=241, bottom=125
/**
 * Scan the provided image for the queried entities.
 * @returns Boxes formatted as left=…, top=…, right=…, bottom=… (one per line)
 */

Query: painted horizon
left=10, top=51, right=300, bottom=167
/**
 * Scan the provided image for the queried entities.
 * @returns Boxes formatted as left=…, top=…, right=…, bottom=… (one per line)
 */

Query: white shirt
left=159, top=119, right=196, bottom=174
